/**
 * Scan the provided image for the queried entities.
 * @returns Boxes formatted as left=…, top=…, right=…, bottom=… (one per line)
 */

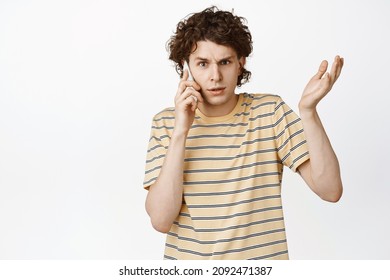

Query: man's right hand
left=174, top=70, right=203, bottom=135
left=146, top=69, right=202, bottom=233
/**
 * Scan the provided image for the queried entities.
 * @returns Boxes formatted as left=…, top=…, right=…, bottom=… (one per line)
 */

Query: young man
left=143, top=6, right=343, bottom=260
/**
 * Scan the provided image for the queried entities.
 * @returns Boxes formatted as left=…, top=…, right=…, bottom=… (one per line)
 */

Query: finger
left=176, top=80, right=192, bottom=100
left=182, top=69, right=189, bottom=81
left=180, top=93, right=198, bottom=111
left=190, top=96, right=198, bottom=111
left=314, top=60, right=328, bottom=79
left=177, top=87, right=200, bottom=105
left=335, top=56, right=344, bottom=79
left=182, top=68, right=201, bottom=90
left=175, top=70, right=190, bottom=99
left=329, top=56, right=339, bottom=83
left=175, top=83, right=186, bottom=100
left=177, top=87, right=193, bottom=102
left=330, top=56, right=344, bottom=85
left=181, top=79, right=201, bottom=92
left=191, top=95, right=198, bottom=103
left=187, top=91, right=203, bottom=104
left=315, top=72, right=332, bottom=98
left=188, top=88, right=204, bottom=103
left=188, top=80, right=201, bottom=91
left=321, top=72, right=331, bottom=86
left=177, top=86, right=203, bottom=105
left=176, top=79, right=201, bottom=96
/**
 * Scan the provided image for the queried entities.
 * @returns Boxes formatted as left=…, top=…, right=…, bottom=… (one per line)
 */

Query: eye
left=198, top=61, right=207, bottom=67
left=220, top=60, right=230, bottom=65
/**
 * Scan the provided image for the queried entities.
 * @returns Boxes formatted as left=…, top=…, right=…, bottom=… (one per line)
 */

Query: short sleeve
left=143, top=111, right=173, bottom=190
left=272, top=96, right=309, bottom=172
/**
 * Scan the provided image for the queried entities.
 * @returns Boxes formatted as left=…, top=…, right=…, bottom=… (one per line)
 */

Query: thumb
left=314, top=60, right=328, bottom=79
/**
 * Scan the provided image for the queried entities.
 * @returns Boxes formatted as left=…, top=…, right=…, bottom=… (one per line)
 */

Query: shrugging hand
left=299, top=55, right=344, bottom=112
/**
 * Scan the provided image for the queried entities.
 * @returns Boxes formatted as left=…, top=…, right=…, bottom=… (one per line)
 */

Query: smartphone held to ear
left=183, top=61, right=194, bottom=81
left=183, top=61, right=198, bottom=104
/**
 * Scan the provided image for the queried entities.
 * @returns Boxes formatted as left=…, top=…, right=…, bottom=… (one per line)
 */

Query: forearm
left=299, top=108, right=343, bottom=201
left=145, top=130, right=187, bottom=233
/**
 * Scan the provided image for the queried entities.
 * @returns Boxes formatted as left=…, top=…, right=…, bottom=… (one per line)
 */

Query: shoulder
left=153, top=107, right=175, bottom=119
left=148, top=108, right=175, bottom=138
left=243, top=93, right=282, bottom=103
left=256, top=93, right=282, bottom=101
left=241, top=93, right=284, bottom=111
left=152, top=107, right=175, bottom=123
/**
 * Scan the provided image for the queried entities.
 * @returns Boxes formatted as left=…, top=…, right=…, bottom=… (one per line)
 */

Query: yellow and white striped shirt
left=143, top=93, right=309, bottom=260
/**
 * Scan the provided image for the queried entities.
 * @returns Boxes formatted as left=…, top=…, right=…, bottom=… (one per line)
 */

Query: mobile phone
left=183, top=61, right=197, bottom=103
left=183, top=61, right=194, bottom=81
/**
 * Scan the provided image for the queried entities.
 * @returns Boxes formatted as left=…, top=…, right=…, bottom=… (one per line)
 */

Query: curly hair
left=167, top=6, right=253, bottom=87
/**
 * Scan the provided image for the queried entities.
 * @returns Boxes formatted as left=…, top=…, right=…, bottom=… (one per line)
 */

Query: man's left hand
left=299, top=55, right=344, bottom=112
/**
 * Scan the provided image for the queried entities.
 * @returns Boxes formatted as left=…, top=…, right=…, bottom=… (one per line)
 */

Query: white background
left=0, top=0, right=389, bottom=260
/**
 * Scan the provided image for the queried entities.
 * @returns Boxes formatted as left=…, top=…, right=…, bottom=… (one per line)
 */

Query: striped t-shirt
left=143, top=93, right=309, bottom=260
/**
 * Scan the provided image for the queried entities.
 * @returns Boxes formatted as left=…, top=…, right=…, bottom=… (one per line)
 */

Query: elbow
left=146, top=204, right=173, bottom=233
left=150, top=217, right=172, bottom=233
left=322, top=193, right=342, bottom=203
left=145, top=188, right=180, bottom=234
left=145, top=194, right=172, bottom=233
left=146, top=206, right=174, bottom=233
left=320, top=184, right=343, bottom=203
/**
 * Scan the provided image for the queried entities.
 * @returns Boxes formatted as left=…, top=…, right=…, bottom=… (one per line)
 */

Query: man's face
left=188, top=40, right=245, bottom=117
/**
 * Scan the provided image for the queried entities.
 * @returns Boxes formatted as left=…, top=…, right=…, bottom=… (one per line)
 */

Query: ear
left=238, top=57, right=246, bottom=74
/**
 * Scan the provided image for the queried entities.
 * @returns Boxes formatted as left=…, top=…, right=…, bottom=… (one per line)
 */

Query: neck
left=198, top=94, right=239, bottom=117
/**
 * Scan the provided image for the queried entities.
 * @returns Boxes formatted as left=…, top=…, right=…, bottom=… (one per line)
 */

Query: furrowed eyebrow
left=217, top=56, right=234, bottom=62
left=194, top=56, right=234, bottom=63
left=194, top=57, right=209, bottom=62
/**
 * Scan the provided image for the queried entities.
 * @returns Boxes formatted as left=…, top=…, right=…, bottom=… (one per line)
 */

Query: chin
left=204, top=95, right=229, bottom=106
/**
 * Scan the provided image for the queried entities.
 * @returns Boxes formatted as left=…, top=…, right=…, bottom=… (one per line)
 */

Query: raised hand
left=299, top=55, right=344, bottom=112
left=174, top=69, right=203, bottom=135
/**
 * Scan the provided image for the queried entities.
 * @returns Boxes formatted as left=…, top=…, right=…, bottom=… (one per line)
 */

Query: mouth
left=207, top=87, right=226, bottom=96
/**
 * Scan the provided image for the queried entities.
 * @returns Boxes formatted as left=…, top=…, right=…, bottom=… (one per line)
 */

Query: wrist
left=172, top=127, right=189, bottom=140
left=298, top=97, right=319, bottom=117
left=299, top=107, right=318, bottom=121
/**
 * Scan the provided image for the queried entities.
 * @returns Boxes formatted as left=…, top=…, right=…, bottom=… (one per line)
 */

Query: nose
left=210, top=64, right=222, bottom=82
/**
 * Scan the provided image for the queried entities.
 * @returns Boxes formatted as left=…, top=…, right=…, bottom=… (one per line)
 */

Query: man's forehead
left=189, top=40, right=238, bottom=61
